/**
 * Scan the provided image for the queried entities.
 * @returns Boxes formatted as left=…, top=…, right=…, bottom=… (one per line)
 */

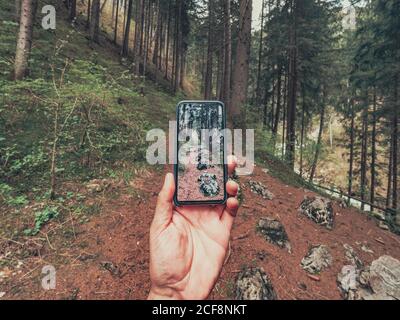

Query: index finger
left=227, top=155, right=237, bottom=176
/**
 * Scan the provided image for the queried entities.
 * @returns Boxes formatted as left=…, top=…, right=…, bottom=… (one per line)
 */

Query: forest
left=0, top=0, right=399, bottom=301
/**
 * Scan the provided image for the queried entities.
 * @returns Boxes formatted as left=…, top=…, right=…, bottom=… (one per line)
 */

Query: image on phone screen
left=174, top=101, right=227, bottom=205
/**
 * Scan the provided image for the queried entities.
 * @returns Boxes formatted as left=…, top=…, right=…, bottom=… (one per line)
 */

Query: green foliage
left=23, top=206, right=59, bottom=236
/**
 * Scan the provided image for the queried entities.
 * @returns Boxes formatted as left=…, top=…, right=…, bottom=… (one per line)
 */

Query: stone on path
left=236, top=267, right=277, bottom=300
left=299, top=196, right=334, bottom=229
left=301, top=245, right=332, bottom=274
left=257, top=217, right=291, bottom=252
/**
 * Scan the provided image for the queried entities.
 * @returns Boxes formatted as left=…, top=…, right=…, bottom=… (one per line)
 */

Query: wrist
left=148, top=286, right=182, bottom=300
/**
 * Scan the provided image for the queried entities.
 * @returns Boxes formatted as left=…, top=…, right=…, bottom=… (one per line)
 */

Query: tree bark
left=285, top=0, right=297, bottom=168
left=254, top=0, right=265, bottom=104
left=221, top=0, right=231, bottom=111
left=114, top=0, right=119, bottom=44
left=153, top=0, right=162, bottom=66
left=15, top=0, right=22, bottom=22
left=204, top=0, right=215, bottom=99
left=14, top=0, right=38, bottom=81
left=122, top=0, right=133, bottom=57
left=370, top=87, right=377, bottom=211
left=90, top=0, right=101, bottom=43
left=309, top=89, right=326, bottom=182
left=69, top=0, right=77, bottom=21
left=230, top=0, right=252, bottom=129
left=348, top=98, right=355, bottom=202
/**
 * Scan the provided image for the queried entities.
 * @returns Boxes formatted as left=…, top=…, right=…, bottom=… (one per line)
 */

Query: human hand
left=148, top=157, right=239, bottom=300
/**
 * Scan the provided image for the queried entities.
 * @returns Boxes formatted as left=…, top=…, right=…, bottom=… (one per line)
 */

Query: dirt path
left=2, top=165, right=400, bottom=300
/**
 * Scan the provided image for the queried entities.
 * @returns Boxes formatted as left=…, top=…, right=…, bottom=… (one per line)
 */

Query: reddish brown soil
left=177, top=149, right=224, bottom=202
left=2, top=165, right=400, bottom=300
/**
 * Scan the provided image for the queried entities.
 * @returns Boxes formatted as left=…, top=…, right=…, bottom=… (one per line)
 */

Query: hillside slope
left=1, top=1, right=400, bottom=300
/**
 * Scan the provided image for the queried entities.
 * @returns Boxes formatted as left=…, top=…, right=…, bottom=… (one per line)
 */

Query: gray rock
left=337, top=255, right=400, bottom=300
left=198, top=173, right=220, bottom=197
left=301, top=245, right=332, bottom=274
left=343, top=243, right=363, bottom=269
left=299, top=196, right=334, bottom=229
left=248, top=181, right=274, bottom=200
left=236, top=267, right=277, bottom=300
left=257, top=218, right=291, bottom=252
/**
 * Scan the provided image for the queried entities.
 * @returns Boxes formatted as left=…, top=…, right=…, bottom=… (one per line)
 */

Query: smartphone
left=174, top=100, right=227, bottom=206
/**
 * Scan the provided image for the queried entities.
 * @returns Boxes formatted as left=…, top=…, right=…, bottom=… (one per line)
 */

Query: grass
left=0, top=0, right=182, bottom=243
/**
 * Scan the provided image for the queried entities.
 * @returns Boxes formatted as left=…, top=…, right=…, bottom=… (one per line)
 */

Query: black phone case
left=173, top=100, right=228, bottom=207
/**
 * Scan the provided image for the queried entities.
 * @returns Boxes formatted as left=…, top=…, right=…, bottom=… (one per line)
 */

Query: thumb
left=153, top=173, right=175, bottom=229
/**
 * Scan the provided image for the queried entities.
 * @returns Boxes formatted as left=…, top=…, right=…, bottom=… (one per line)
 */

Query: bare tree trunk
left=360, top=96, right=368, bottom=211
left=90, top=0, right=101, bottom=43
left=370, top=87, right=377, bottom=211
left=348, top=98, right=355, bottom=203
left=221, top=0, right=231, bottom=111
left=69, top=0, right=77, bottom=21
left=309, top=90, right=326, bottom=182
left=230, top=0, right=252, bottom=129
left=285, top=0, right=297, bottom=168
left=392, top=77, right=398, bottom=210
left=122, top=0, right=133, bottom=57
left=14, top=0, right=38, bottom=81
left=173, top=0, right=182, bottom=92
left=15, top=0, right=22, bottom=22
left=204, top=0, right=214, bottom=99
left=165, top=0, right=171, bottom=79
left=299, top=84, right=306, bottom=177
left=153, top=0, right=161, bottom=65
left=87, top=0, right=91, bottom=28
left=255, top=0, right=265, bottom=103
left=114, top=0, right=119, bottom=44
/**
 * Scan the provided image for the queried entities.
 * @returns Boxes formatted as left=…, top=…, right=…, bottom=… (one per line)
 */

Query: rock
left=338, top=265, right=358, bottom=292
left=86, top=179, right=111, bottom=193
left=337, top=255, right=400, bottom=300
left=343, top=244, right=363, bottom=269
left=261, top=168, right=269, bottom=174
left=367, top=255, right=400, bottom=300
left=360, top=244, right=374, bottom=254
left=0, top=292, right=5, bottom=298
left=257, top=218, right=291, bottom=252
left=248, top=181, right=274, bottom=200
left=198, top=173, right=220, bottom=197
left=236, top=267, right=277, bottom=300
left=301, top=245, right=332, bottom=274
left=378, top=221, right=389, bottom=230
left=299, top=196, right=334, bottom=229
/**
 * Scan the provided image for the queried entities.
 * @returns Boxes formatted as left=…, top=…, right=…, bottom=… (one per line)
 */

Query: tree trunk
left=370, top=87, right=377, bottom=211
left=299, top=84, right=306, bottom=177
left=114, top=0, right=119, bottom=44
left=90, top=0, right=100, bottom=43
left=152, top=0, right=161, bottom=66
left=173, top=0, right=182, bottom=92
left=86, top=0, right=91, bottom=28
left=15, top=0, right=22, bottom=22
left=121, top=0, right=133, bottom=57
left=285, top=0, right=297, bottom=168
left=230, top=0, right=252, bottom=129
left=255, top=0, right=265, bottom=104
left=69, top=0, right=77, bottom=21
left=360, top=96, right=368, bottom=211
left=221, top=0, right=231, bottom=111
left=14, top=0, right=38, bottom=81
left=348, top=98, right=355, bottom=202
left=309, top=90, right=325, bottom=182
left=392, top=77, right=398, bottom=210
left=165, top=0, right=171, bottom=79
left=204, top=0, right=214, bottom=99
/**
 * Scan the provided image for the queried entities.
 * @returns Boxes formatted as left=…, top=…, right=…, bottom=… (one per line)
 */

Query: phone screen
left=174, top=101, right=227, bottom=205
